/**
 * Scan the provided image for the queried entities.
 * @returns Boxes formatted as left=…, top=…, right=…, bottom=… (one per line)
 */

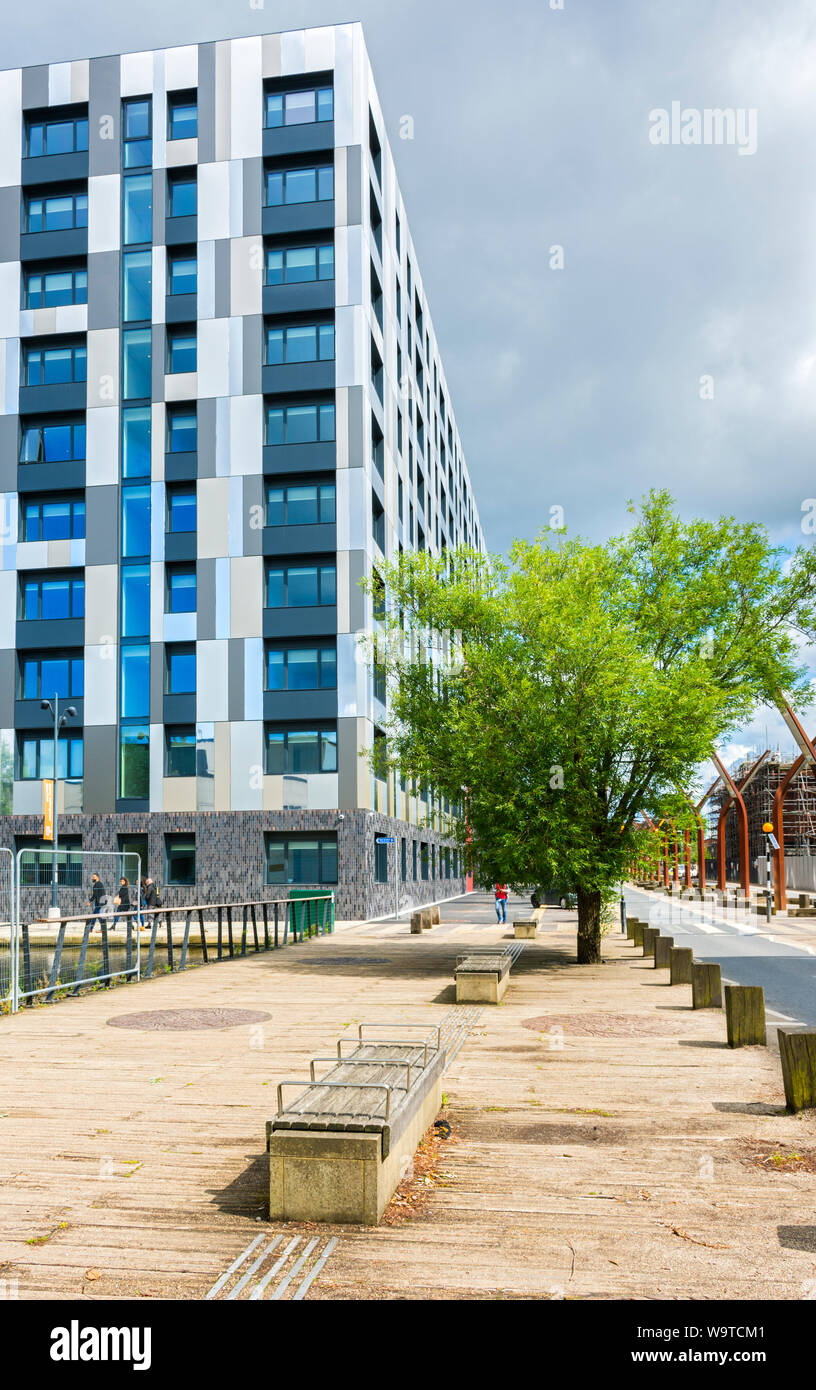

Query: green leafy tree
left=369, top=491, right=816, bottom=962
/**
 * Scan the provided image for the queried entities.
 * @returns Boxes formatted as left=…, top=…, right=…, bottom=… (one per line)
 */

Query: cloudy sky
left=6, top=0, right=816, bottom=770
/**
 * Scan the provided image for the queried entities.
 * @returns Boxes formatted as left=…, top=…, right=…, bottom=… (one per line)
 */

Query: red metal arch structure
left=771, top=703, right=816, bottom=912
left=712, top=749, right=769, bottom=896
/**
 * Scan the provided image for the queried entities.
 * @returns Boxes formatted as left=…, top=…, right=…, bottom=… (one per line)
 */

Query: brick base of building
left=0, top=810, right=466, bottom=923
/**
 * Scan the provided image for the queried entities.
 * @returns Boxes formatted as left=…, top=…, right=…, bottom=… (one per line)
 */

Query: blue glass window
left=23, top=496, right=85, bottom=541
left=119, top=726, right=150, bottom=798
left=24, top=342, right=86, bottom=385
left=265, top=244, right=334, bottom=285
left=265, top=165, right=334, bottom=207
left=123, top=98, right=152, bottom=168
left=167, top=488, right=196, bottom=532
left=20, top=419, right=85, bottom=463
left=122, top=406, right=151, bottom=478
left=264, top=87, right=333, bottom=128
left=265, top=323, right=334, bottom=365
left=168, top=253, right=196, bottom=295
left=25, top=266, right=87, bottom=308
left=167, top=646, right=196, bottom=694
left=264, top=729, right=337, bottom=777
left=167, top=408, right=196, bottom=453
left=20, top=732, right=83, bottom=780
left=21, top=653, right=83, bottom=700
left=265, top=402, right=335, bottom=445
left=120, top=645, right=150, bottom=719
left=121, top=565, right=150, bottom=638
left=123, top=250, right=152, bottom=321
left=122, top=328, right=152, bottom=400
left=24, top=191, right=87, bottom=233
left=266, top=645, right=336, bottom=691
left=167, top=329, right=196, bottom=374
left=123, top=174, right=152, bottom=244
left=168, top=173, right=197, bottom=218
left=25, top=114, right=88, bottom=157
left=121, top=486, right=151, bottom=558
left=265, top=562, right=336, bottom=608
left=165, top=727, right=196, bottom=776
left=167, top=567, right=196, bottom=613
left=23, top=575, right=84, bottom=621
left=168, top=95, right=197, bottom=141
left=266, top=481, right=335, bottom=526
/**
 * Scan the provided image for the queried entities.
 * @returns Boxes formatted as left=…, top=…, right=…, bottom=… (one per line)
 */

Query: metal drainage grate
left=107, top=1007, right=272, bottom=1031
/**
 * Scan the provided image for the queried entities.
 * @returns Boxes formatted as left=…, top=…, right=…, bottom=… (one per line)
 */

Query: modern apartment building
left=0, top=23, right=485, bottom=920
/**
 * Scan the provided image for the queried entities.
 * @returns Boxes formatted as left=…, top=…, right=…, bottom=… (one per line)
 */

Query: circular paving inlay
left=107, top=1007, right=272, bottom=1031
left=522, top=1011, right=691, bottom=1037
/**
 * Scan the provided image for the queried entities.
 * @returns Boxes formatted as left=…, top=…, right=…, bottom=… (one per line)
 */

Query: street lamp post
left=761, top=821, right=778, bottom=924
left=40, top=695, right=78, bottom=918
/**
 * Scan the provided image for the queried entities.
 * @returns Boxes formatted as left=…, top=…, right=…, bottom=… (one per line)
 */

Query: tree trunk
left=576, top=886, right=602, bottom=963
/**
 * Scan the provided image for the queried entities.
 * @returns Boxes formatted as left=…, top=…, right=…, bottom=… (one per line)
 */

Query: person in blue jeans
left=87, top=873, right=106, bottom=928
left=494, top=884, right=508, bottom=923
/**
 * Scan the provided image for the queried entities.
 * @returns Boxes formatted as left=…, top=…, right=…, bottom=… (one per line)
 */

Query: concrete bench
left=267, top=1023, right=445, bottom=1225
left=455, top=948, right=513, bottom=1003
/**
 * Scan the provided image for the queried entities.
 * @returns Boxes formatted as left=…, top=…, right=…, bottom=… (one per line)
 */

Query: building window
left=165, top=834, right=196, bottom=885
left=119, top=725, right=149, bottom=798
left=374, top=835, right=388, bottom=884
left=265, top=401, right=335, bottom=444
left=20, top=417, right=85, bottom=463
left=266, top=644, right=336, bottom=691
left=166, top=645, right=196, bottom=695
left=25, top=111, right=88, bottom=158
left=372, top=493, right=385, bottom=553
left=24, top=264, right=87, bottom=309
left=265, top=164, right=334, bottom=207
left=122, top=250, right=152, bottom=322
left=23, top=340, right=86, bottom=385
left=265, top=561, right=336, bottom=608
left=123, top=98, right=152, bottom=168
left=167, top=486, right=196, bottom=533
left=20, top=652, right=83, bottom=701
left=265, top=833, right=337, bottom=885
left=412, top=841, right=418, bottom=880
left=123, top=173, right=152, bottom=244
left=420, top=843, right=429, bottom=881
left=21, top=573, right=84, bottom=621
left=168, top=249, right=197, bottom=296
left=21, top=495, right=85, bottom=542
left=121, top=402, right=150, bottom=479
left=167, top=170, right=197, bottom=218
left=265, top=480, right=335, bottom=526
left=120, top=647, right=150, bottom=720
left=122, top=328, right=151, bottom=400
left=165, top=727, right=196, bottom=777
left=17, top=835, right=83, bottom=886
left=265, top=322, right=334, bottom=364
left=167, top=406, right=197, bottom=453
left=166, top=565, right=196, bottom=614
left=19, top=732, right=83, bottom=780
left=121, top=485, right=151, bottom=558
left=264, top=86, right=333, bottom=128
left=168, top=91, right=197, bottom=141
left=265, top=243, right=334, bottom=285
left=265, top=726, right=337, bottom=775
left=24, top=189, right=87, bottom=234
left=121, top=565, right=150, bottom=638
left=401, top=837, right=407, bottom=882
left=167, top=327, right=196, bottom=374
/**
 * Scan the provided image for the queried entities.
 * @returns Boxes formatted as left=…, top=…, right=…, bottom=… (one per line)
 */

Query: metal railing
left=3, top=892, right=334, bottom=1014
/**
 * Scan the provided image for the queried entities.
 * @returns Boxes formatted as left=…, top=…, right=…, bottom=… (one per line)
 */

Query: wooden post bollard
left=410, top=911, right=424, bottom=934
left=777, top=1029, right=816, bottom=1112
left=631, top=922, right=644, bottom=948
left=642, top=926, right=659, bottom=958
left=670, top=946, right=693, bottom=985
left=421, top=909, right=433, bottom=930
left=430, top=905, right=441, bottom=925
left=653, top=935, right=674, bottom=968
left=691, top=961, right=722, bottom=1009
left=724, top=985, right=766, bottom=1047
left=626, top=916, right=641, bottom=940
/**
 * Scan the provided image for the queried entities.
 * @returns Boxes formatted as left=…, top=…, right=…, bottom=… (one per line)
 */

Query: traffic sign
left=376, top=836, right=395, bottom=844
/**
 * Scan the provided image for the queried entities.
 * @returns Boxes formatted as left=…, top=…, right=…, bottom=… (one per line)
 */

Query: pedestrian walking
left=111, top=876, right=131, bottom=930
left=87, top=873, right=106, bottom=927
left=141, top=876, right=161, bottom=932
left=494, top=883, right=508, bottom=924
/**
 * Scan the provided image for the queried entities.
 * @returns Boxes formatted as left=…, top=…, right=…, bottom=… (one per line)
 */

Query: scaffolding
left=711, top=750, right=816, bottom=881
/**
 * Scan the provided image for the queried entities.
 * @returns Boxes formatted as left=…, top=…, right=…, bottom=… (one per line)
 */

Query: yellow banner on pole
left=43, top=779, right=54, bottom=841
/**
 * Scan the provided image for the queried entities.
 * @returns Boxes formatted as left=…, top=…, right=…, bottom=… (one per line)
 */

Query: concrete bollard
left=691, top=961, right=722, bottom=1009
left=653, top=935, right=674, bottom=969
left=669, top=946, right=693, bottom=985
left=777, top=1029, right=816, bottom=1112
left=724, top=985, right=766, bottom=1047
left=513, top=919, right=537, bottom=940
left=642, top=926, right=660, bottom=958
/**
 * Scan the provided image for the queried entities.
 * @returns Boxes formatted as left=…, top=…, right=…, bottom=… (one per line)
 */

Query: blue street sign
left=376, top=836, right=395, bottom=844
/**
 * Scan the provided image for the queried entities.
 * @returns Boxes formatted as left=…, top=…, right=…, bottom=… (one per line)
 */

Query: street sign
left=767, top=832, right=780, bottom=851
left=376, top=836, right=395, bottom=844
left=42, top=780, right=54, bottom=841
